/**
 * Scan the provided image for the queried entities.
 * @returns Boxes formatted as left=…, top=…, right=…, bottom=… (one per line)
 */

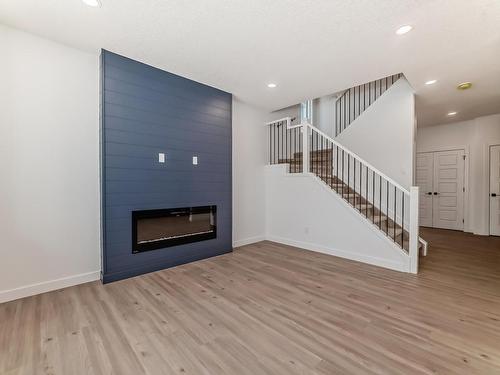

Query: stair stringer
left=265, top=164, right=411, bottom=272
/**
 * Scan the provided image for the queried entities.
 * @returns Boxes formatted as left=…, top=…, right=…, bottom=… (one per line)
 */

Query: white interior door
left=490, top=145, right=500, bottom=236
left=416, top=152, right=434, bottom=227
left=432, top=150, right=465, bottom=230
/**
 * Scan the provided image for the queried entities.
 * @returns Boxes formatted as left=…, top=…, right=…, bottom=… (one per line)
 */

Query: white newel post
left=302, top=124, right=309, bottom=174
left=409, top=186, right=419, bottom=274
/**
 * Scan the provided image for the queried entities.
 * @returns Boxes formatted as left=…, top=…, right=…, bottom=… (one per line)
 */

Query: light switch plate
left=158, top=153, right=165, bottom=163
left=192, top=156, right=198, bottom=165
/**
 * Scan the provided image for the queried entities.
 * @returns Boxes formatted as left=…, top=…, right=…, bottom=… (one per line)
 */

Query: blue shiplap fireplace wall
left=100, top=50, right=232, bottom=283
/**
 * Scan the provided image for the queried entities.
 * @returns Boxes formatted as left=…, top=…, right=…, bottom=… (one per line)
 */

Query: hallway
left=419, top=227, right=500, bottom=297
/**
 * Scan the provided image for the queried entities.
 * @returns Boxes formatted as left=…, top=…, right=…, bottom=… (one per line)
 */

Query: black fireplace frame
left=132, top=206, right=217, bottom=253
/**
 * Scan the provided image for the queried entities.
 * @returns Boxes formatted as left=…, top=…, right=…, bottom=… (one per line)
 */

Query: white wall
left=232, top=99, right=268, bottom=246
left=417, top=114, right=500, bottom=235
left=266, top=165, right=410, bottom=272
left=313, top=95, right=336, bottom=137
left=269, top=104, right=300, bottom=124
left=0, top=25, right=100, bottom=303
left=269, top=96, right=336, bottom=137
left=335, top=78, right=416, bottom=190
left=0, top=25, right=272, bottom=303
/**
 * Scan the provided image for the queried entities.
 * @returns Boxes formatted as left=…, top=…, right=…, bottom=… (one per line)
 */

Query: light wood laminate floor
left=1, top=228, right=500, bottom=374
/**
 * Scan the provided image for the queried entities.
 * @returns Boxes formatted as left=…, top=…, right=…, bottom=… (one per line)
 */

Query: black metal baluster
left=357, top=85, right=361, bottom=117
left=313, top=131, right=318, bottom=175
left=321, top=136, right=324, bottom=181
left=324, top=138, right=327, bottom=182
left=310, top=130, right=312, bottom=173
left=285, top=122, right=288, bottom=163
left=331, top=142, right=334, bottom=187
left=342, top=150, right=345, bottom=198
left=307, top=128, right=310, bottom=172
left=299, top=127, right=302, bottom=172
left=277, top=122, right=280, bottom=162
left=336, top=146, right=339, bottom=189
left=379, top=175, right=382, bottom=228
left=394, top=185, right=397, bottom=242
left=401, top=191, right=405, bottom=249
left=294, top=128, right=297, bottom=172
left=353, top=158, right=356, bottom=208
left=310, top=130, right=313, bottom=173
left=359, top=160, right=362, bottom=211
left=335, top=101, right=338, bottom=136
left=363, top=83, right=366, bottom=112
left=353, top=86, right=357, bottom=121
left=329, top=142, right=332, bottom=186
left=314, top=130, right=317, bottom=174
left=372, top=171, right=375, bottom=223
left=320, top=132, right=322, bottom=179
left=282, top=121, right=284, bottom=162
left=277, top=123, right=280, bottom=163
left=386, top=180, right=389, bottom=234
left=295, top=127, right=298, bottom=171
left=343, top=94, right=346, bottom=131
left=297, top=128, right=305, bottom=172
left=269, top=124, right=272, bottom=164
left=365, top=166, right=368, bottom=217
left=368, top=82, right=372, bottom=105
left=347, top=154, right=350, bottom=203
left=273, top=123, right=276, bottom=164
left=348, top=89, right=351, bottom=128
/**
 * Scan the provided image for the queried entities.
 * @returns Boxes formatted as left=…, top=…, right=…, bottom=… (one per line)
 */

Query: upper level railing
left=335, top=73, right=403, bottom=137
left=266, top=117, right=419, bottom=273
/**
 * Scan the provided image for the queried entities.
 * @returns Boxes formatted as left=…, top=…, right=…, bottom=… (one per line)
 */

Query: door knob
left=427, top=192, right=432, bottom=195
left=492, top=193, right=498, bottom=197
left=433, top=192, right=439, bottom=195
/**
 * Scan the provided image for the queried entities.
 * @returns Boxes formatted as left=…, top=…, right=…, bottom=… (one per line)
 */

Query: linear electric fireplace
left=132, top=206, right=217, bottom=253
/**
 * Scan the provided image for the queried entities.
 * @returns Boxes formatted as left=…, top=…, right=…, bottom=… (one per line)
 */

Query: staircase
left=288, top=147, right=409, bottom=249
left=267, top=74, right=425, bottom=273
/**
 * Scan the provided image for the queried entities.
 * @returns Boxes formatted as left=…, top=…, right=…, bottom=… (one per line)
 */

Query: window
left=300, top=100, right=313, bottom=124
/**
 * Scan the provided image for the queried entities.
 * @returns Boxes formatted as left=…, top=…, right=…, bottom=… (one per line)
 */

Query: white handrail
left=265, top=117, right=291, bottom=126
left=304, top=123, right=411, bottom=195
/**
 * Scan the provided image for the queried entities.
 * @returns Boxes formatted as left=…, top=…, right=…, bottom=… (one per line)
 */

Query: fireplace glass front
left=132, top=206, right=217, bottom=253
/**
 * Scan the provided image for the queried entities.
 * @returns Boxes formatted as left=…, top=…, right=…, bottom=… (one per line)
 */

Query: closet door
left=432, top=150, right=465, bottom=230
left=416, top=152, right=434, bottom=227
left=490, top=145, right=500, bottom=236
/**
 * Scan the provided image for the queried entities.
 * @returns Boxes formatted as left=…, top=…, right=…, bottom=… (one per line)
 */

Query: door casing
left=489, top=144, right=500, bottom=236
left=416, top=147, right=469, bottom=232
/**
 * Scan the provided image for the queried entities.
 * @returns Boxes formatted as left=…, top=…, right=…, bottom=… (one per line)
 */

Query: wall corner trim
left=233, top=235, right=266, bottom=248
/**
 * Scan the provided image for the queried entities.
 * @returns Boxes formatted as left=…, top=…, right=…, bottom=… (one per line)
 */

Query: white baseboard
left=0, top=271, right=100, bottom=304
left=233, top=235, right=266, bottom=248
left=267, top=235, right=410, bottom=273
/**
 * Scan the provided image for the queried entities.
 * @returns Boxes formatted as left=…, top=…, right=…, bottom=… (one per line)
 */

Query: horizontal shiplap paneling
left=101, top=50, right=232, bottom=282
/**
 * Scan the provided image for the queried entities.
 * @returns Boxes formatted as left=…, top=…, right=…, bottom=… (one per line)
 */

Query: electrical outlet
left=192, top=156, right=198, bottom=165
left=158, top=153, right=165, bottom=163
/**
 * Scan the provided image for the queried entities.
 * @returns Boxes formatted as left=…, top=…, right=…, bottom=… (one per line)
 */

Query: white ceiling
left=1, top=0, right=500, bottom=126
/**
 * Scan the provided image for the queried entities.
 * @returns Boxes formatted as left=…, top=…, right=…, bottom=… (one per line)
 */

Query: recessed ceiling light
left=267, top=83, right=277, bottom=88
left=425, top=80, right=437, bottom=85
left=396, top=25, right=413, bottom=35
left=447, top=111, right=457, bottom=116
left=82, top=0, right=101, bottom=7
left=457, top=82, right=472, bottom=90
